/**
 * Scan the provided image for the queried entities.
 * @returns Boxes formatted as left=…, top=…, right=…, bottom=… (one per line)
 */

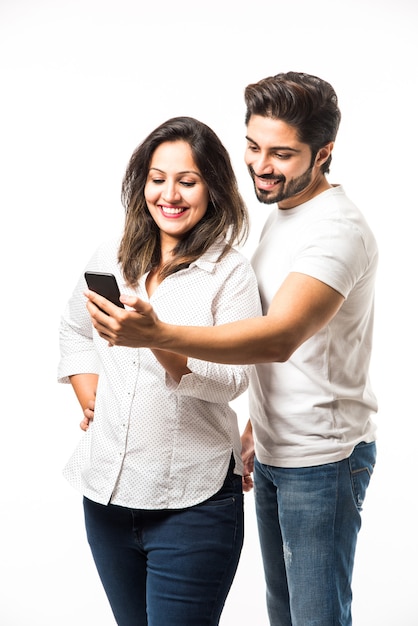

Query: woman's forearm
left=69, top=373, right=99, bottom=410
left=151, top=350, right=191, bottom=383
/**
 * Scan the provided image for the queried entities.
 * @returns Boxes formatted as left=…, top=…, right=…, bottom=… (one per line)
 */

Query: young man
left=86, top=72, right=378, bottom=626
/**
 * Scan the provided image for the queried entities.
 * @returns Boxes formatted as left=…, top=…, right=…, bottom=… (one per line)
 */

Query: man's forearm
left=156, top=316, right=292, bottom=365
left=86, top=290, right=300, bottom=364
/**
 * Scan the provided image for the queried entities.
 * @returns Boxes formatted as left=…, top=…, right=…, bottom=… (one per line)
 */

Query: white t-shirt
left=59, top=238, right=261, bottom=509
left=250, top=185, right=378, bottom=468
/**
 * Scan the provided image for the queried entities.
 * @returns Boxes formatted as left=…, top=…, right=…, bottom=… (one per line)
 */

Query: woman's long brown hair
left=118, top=116, right=249, bottom=287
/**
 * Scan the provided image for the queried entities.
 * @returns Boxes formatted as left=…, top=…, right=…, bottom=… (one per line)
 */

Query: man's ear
left=315, top=142, right=334, bottom=167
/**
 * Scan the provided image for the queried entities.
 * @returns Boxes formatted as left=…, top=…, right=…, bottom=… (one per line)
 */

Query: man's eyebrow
left=245, top=136, right=300, bottom=153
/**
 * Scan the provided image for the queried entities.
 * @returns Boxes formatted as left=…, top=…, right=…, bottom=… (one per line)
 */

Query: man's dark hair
left=244, top=71, right=341, bottom=174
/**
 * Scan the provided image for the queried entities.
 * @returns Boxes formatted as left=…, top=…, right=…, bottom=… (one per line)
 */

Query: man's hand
left=85, top=291, right=161, bottom=348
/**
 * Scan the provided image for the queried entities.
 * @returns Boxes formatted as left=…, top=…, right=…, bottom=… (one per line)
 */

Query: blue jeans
left=254, top=441, right=376, bottom=626
left=83, top=460, right=244, bottom=626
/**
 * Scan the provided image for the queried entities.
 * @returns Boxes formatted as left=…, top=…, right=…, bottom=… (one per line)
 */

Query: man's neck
left=279, top=175, right=331, bottom=210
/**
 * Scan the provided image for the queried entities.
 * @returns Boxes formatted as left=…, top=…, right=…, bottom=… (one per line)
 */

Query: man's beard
left=249, top=164, right=314, bottom=205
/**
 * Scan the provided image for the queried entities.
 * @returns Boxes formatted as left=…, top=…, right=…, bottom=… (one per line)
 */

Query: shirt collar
left=189, top=238, right=228, bottom=273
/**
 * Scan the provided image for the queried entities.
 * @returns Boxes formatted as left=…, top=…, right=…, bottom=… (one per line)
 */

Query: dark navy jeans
left=254, top=441, right=376, bottom=626
left=83, top=461, right=244, bottom=625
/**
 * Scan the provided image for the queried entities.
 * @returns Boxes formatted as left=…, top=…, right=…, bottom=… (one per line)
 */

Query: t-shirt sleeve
left=291, top=218, right=370, bottom=298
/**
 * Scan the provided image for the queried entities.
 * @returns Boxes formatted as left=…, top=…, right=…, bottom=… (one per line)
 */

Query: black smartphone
left=84, top=272, right=125, bottom=310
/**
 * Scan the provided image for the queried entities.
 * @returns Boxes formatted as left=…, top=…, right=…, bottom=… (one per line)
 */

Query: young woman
left=58, top=116, right=261, bottom=626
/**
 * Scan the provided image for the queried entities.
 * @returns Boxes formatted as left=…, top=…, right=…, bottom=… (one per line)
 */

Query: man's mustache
left=249, top=166, right=285, bottom=183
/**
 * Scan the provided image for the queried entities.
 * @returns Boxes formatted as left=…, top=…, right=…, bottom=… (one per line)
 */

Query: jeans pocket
left=349, top=441, right=376, bottom=510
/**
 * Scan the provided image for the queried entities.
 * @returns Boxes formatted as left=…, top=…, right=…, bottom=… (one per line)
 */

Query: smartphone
left=84, top=271, right=125, bottom=310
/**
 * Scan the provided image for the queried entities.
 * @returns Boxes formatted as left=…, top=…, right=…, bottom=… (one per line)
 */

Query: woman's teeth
left=161, top=206, right=185, bottom=215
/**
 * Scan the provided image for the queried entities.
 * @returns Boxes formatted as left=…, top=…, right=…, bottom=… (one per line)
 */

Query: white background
left=1, top=0, right=417, bottom=624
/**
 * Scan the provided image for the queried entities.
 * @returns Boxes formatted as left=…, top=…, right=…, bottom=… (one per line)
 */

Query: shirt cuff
left=164, top=358, right=209, bottom=393
left=57, top=352, right=100, bottom=384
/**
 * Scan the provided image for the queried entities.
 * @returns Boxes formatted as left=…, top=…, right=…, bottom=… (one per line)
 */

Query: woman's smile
left=145, top=140, right=209, bottom=244
left=159, top=205, right=188, bottom=217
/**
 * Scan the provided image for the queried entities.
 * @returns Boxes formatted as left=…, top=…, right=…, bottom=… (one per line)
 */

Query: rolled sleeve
left=58, top=318, right=100, bottom=383
left=57, top=350, right=100, bottom=384
left=167, top=358, right=251, bottom=403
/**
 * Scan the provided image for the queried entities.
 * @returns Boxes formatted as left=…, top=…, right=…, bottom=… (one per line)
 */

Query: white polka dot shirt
left=58, top=238, right=261, bottom=509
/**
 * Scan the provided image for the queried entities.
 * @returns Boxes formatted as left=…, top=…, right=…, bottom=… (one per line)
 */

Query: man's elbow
left=268, top=336, right=300, bottom=363
left=272, top=346, right=294, bottom=363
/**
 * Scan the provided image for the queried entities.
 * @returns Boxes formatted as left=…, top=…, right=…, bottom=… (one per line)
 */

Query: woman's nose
left=162, top=182, right=181, bottom=203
